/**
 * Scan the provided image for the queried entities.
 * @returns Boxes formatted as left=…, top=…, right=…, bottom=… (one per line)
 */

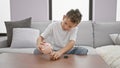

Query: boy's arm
left=37, top=23, right=53, bottom=47
left=59, top=28, right=78, bottom=54
left=59, top=40, right=75, bottom=54
left=37, top=36, right=45, bottom=51
left=51, top=40, right=75, bottom=60
left=37, top=36, right=45, bottom=46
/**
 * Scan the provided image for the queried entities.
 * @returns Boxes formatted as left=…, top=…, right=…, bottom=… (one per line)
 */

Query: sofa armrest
left=0, top=36, right=8, bottom=48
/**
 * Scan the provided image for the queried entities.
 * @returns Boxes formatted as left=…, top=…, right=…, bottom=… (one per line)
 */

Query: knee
left=33, top=48, right=41, bottom=55
left=75, top=47, right=88, bottom=55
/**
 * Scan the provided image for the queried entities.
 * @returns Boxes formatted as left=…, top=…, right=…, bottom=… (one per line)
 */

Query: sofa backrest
left=1, top=21, right=120, bottom=48
left=76, top=21, right=93, bottom=47
left=31, top=21, right=52, bottom=34
left=93, top=21, right=120, bottom=48
left=31, top=21, right=94, bottom=47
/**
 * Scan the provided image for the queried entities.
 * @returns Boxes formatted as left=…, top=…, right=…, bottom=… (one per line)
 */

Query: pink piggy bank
left=41, top=43, right=53, bottom=54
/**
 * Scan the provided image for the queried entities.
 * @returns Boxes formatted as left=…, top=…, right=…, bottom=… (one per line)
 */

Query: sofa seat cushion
left=0, top=46, right=97, bottom=55
left=0, top=48, right=35, bottom=54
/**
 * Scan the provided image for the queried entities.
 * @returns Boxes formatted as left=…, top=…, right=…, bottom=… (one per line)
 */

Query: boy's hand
left=50, top=51, right=63, bottom=60
left=37, top=41, right=46, bottom=52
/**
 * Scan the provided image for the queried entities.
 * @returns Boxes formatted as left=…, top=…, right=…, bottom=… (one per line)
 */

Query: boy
left=34, top=9, right=88, bottom=60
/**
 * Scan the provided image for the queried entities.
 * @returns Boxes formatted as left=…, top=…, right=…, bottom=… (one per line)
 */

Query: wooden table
left=0, top=53, right=109, bottom=68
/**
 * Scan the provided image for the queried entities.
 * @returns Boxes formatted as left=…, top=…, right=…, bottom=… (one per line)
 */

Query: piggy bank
left=41, top=43, right=53, bottom=54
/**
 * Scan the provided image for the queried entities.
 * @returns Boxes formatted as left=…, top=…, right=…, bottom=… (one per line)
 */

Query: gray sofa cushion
left=5, top=17, right=31, bottom=47
left=76, top=21, right=93, bottom=47
left=31, top=21, right=52, bottom=34
left=0, top=47, right=96, bottom=55
left=93, top=22, right=120, bottom=47
left=0, top=48, right=35, bottom=54
left=11, top=28, right=39, bottom=48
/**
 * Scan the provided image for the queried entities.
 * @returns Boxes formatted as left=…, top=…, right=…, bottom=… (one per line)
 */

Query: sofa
left=0, top=21, right=120, bottom=55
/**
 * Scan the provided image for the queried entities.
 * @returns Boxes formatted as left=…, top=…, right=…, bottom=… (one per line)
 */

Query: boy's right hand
left=37, top=41, right=46, bottom=52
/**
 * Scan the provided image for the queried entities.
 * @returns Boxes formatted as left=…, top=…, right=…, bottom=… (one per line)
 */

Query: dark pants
left=34, top=47, right=88, bottom=55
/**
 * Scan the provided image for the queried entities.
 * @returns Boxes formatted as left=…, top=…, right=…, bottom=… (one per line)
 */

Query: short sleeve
left=41, top=23, right=53, bottom=39
left=69, top=27, right=78, bottom=42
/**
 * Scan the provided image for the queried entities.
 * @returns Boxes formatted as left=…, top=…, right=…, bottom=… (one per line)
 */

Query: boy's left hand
left=50, top=51, right=63, bottom=60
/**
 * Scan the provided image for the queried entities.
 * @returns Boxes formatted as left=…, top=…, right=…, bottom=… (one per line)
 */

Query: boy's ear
left=74, top=23, right=79, bottom=27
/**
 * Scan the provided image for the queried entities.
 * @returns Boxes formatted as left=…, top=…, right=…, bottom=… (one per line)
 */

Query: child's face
left=61, top=15, right=78, bottom=31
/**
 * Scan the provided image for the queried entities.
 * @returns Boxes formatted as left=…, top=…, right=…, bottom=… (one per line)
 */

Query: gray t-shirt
left=41, top=21, right=78, bottom=50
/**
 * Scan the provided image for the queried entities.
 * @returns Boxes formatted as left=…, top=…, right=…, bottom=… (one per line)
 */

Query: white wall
left=10, top=0, right=118, bottom=22
left=117, top=0, right=120, bottom=21
left=0, top=0, right=119, bottom=34
left=0, top=0, right=10, bottom=33
left=10, top=0, right=49, bottom=21
left=93, top=0, right=117, bottom=22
